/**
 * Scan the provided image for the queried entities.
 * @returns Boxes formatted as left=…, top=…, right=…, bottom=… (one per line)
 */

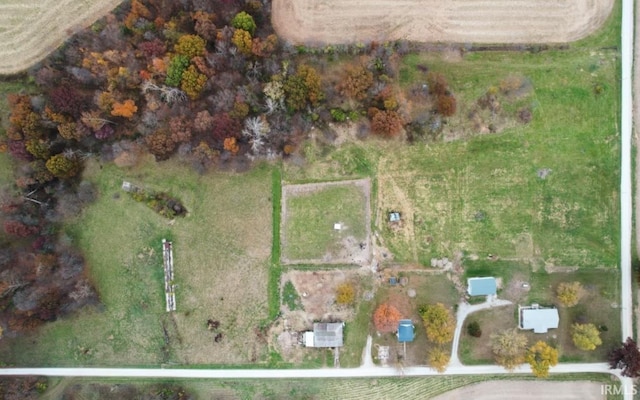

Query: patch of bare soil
left=273, top=0, right=614, bottom=45
left=0, top=0, right=124, bottom=74
left=281, top=269, right=358, bottom=321
left=432, top=380, right=605, bottom=400
left=502, top=273, right=531, bottom=303
left=271, top=269, right=363, bottom=361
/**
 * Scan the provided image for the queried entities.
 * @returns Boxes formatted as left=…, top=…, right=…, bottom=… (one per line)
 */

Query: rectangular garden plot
left=281, top=179, right=371, bottom=265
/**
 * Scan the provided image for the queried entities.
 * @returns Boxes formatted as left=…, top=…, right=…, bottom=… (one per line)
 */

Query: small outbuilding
left=397, top=319, right=415, bottom=343
left=304, top=322, right=344, bottom=348
left=389, top=212, right=401, bottom=222
left=467, top=277, right=497, bottom=297
left=519, top=304, right=559, bottom=333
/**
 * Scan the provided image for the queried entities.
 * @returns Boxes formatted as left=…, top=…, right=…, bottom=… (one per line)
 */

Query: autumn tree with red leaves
left=373, top=303, right=402, bottom=333
left=609, top=337, right=640, bottom=377
left=145, top=130, right=176, bottom=160
left=192, top=11, right=217, bottom=41
left=211, top=113, right=241, bottom=141
left=436, top=94, right=457, bottom=117
left=337, top=64, right=374, bottom=101
left=49, top=86, right=86, bottom=117
left=369, top=108, right=404, bottom=137
left=3, top=220, right=39, bottom=237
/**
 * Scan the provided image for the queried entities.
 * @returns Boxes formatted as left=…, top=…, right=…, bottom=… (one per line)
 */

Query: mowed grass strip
left=283, top=183, right=367, bottom=261
left=3, top=158, right=273, bottom=366
left=385, top=45, right=619, bottom=268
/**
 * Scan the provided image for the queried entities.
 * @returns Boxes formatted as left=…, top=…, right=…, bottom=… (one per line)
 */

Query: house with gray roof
left=518, top=304, right=559, bottom=333
left=467, top=277, right=497, bottom=296
left=303, top=322, right=344, bottom=348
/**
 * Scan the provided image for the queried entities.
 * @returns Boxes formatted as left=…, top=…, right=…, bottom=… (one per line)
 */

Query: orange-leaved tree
left=111, top=99, right=138, bottom=118
left=373, top=303, right=401, bottom=333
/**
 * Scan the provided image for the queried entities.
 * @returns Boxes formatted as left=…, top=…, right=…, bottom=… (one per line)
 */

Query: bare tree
left=141, top=81, right=187, bottom=105
left=242, top=115, right=271, bottom=154
left=264, top=97, right=284, bottom=115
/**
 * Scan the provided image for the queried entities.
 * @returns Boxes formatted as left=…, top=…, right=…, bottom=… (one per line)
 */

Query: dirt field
left=272, top=0, right=614, bottom=45
left=432, top=380, right=605, bottom=400
left=0, top=0, right=123, bottom=74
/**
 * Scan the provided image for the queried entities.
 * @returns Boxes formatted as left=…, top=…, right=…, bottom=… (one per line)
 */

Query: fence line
left=162, top=239, right=176, bottom=312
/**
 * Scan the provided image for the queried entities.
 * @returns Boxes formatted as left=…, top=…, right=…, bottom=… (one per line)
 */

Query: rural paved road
left=0, top=362, right=617, bottom=379
left=617, top=0, right=634, bottom=397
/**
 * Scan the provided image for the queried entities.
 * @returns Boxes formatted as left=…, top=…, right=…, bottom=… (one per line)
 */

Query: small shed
left=467, top=277, right=497, bottom=296
left=519, top=304, right=559, bottom=333
left=397, top=319, right=415, bottom=343
left=304, top=322, right=344, bottom=348
left=389, top=212, right=401, bottom=222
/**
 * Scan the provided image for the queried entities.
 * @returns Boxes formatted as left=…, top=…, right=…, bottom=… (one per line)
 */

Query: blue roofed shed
left=467, top=277, right=497, bottom=296
left=397, top=319, right=415, bottom=342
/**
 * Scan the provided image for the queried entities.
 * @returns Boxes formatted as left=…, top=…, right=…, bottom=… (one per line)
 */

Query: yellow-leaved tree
left=556, top=281, right=583, bottom=307
left=335, top=283, right=355, bottom=305
left=427, top=347, right=450, bottom=373
left=491, top=328, right=528, bottom=371
left=526, top=341, right=558, bottom=378
left=419, top=303, right=455, bottom=344
left=571, top=323, right=602, bottom=351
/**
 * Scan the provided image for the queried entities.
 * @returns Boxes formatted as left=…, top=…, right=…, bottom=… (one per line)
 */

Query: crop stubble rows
left=0, top=0, right=123, bottom=74
left=272, top=0, right=614, bottom=44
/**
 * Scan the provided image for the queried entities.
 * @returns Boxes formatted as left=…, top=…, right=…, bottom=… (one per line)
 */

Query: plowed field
left=272, top=0, right=614, bottom=44
left=0, top=0, right=122, bottom=74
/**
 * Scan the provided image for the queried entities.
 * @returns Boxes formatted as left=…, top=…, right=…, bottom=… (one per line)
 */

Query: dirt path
left=0, top=0, right=123, bottom=75
left=272, top=0, right=613, bottom=45
left=432, top=381, right=605, bottom=400
left=377, top=172, right=418, bottom=262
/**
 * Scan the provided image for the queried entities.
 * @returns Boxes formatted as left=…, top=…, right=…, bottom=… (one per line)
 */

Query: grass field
left=381, top=41, right=619, bottom=267
left=1, top=157, right=273, bottom=366
left=40, top=374, right=623, bottom=400
left=282, top=182, right=368, bottom=262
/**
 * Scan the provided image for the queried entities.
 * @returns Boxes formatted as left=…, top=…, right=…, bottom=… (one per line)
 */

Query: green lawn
left=1, top=157, right=273, bottom=366
left=282, top=182, right=368, bottom=261
left=382, top=39, right=619, bottom=268
left=460, top=267, right=620, bottom=364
